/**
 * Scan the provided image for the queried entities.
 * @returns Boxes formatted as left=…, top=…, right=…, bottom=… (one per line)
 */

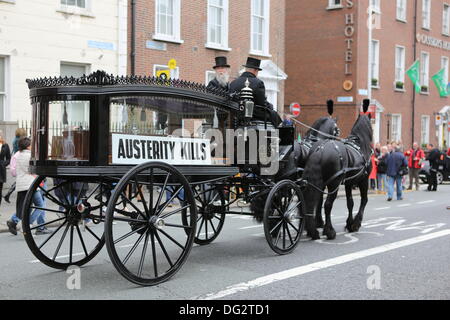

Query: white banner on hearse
left=111, top=133, right=211, bottom=165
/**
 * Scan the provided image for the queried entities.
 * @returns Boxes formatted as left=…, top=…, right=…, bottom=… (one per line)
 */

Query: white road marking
left=417, top=200, right=436, bottom=205
left=374, top=207, right=391, bottom=211
left=398, top=204, right=412, bottom=207
left=240, top=225, right=262, bottom=230
left=194, top=229, right=450, bottom=300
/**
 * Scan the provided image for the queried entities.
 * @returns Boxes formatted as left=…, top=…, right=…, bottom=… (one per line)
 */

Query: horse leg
left=315, top=193, right=325, bottom=228
left=323, top=183, right=339, bottom=240
left=345, top=182, right=355, bottom=232
left=351, top=177, right=369, bottom=232
left=305, top=188, right=321, bottom=240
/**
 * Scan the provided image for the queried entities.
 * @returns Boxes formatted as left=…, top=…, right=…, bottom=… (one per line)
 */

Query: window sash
left=371, top=40, right=380, bottom=81
left=391, top=115, right=402, bottom=142
left=208, top=0, right=227, bottom=46
left=396, top=0, right=407, bottom=20
left=395, top=46, right=405, bottom=82
left=251, top=0, right=269, bottom=54
left=61, top=0, right=86, bottom=9
left=157, top=0, right=175, bottom=36
left=421, top=116, right=430, bottom=144
left=441, top=56, right=449, bottom=84
left=0, top=57, right=5, bottom=93
left=444, top=5, right=450, bottom=34
left=422, top=0, right=431, bottom=29
left=420, top=52, right=429, bottom=87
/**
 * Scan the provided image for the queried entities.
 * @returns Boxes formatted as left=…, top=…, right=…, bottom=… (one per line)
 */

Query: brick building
left=286, top=0, right=450, bottom=150
left=129, top=0, right=287, bottom=112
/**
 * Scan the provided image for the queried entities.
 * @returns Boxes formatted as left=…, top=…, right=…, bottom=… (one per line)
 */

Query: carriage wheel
left=22, top=176, right=112, bottom=269
left=263, top=180, right=305, bottom=255
left=188, top=184, right=226, bottom=245
left=104, top=162, right=197, bottom=286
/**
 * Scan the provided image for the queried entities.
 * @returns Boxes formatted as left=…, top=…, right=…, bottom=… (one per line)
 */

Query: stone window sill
left=152, top=34, right=184, bottom=44
left=205, top=43, right=232, bottom=52
left=326, top=5, right=343, bottom=11
left=57, top=6, right=95, bottom=18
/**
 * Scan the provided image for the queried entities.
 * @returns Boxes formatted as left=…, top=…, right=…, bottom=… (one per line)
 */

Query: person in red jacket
left=404, top=142, right=425, bottom=190
left=447, top=147, right=450, bottom=156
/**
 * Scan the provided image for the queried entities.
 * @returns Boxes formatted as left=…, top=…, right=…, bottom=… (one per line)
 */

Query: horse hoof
left=351, top=223, right=361, bottom=232
left=324, top=228, right=336, bottom=240
left=310, top=230, right=320, bottom=240
left=316, top=220, right=324, bottom=228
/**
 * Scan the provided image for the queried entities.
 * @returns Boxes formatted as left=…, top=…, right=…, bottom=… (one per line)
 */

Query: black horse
left=251, top=100, right=339, bottom=222
left=302, top=100, right=373, bottom=240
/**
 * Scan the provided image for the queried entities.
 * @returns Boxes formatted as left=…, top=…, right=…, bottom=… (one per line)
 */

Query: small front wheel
left=263, top=180, right=305, bottom=255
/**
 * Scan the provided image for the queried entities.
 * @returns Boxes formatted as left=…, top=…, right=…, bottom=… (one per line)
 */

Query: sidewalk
left=0, top=170, right=17, bottom=233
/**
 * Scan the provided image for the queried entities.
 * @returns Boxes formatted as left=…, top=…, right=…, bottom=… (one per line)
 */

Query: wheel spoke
left=154, top=173, right=171, bottom=215
left=156, top=186, right=183, bottom=215
left=165, top=223, right=192, bottom=230
left=196, top=218, right=205, bottom=238
left=150, top=232, right=158, bottom=278
left=287, top=220, right=300, bottom=233
left=69, top=225, right=74, bottom=264
left=286, top=223, right=294, bottom=245
left=39, top=186, right=67, bottom=208
left=120, top=192, right=147, bottom=220
left=30, top=217, right=66, bottom=231
left=209, top=219, right=217, bottom=234
left=84, top=225, right=101, bottom=242
left=53, top=223, right=70, bottom=261
left=159, top=205, right=190, bottom=220
left=158, top=229, right=185, bottom=250
left=274, top=224, right=283, bottom=248
left=30, top=207, right=66, bottom=215
left=122, top=231, right=146, bottom=266
left=75, top=224, right=89, bottom=257
left=38, top=220, right=67, bottom=250
left=134, top=177, right=149, bottom=218
left=269, top=220, right=283, bottom=235
left=114, top=225, right=147, bottom=245
left=137, top=231, right=150, bottom=278
left=155, top=230, right=173, bottom=267
left=282, top=222, right=286, bottom=249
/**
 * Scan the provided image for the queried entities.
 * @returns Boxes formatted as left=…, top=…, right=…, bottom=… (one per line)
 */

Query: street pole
left=412, top=0, right=418, bottom=146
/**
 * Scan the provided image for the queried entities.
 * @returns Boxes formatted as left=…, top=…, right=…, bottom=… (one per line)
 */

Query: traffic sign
left=290, top=102, right=301, bottom=117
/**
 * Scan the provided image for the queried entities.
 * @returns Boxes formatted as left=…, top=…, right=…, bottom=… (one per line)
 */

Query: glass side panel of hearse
left=108, top=96, right=232, bottom=166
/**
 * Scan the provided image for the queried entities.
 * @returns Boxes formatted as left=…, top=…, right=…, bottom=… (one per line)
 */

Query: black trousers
left=428, top=170, right=438, bottom=191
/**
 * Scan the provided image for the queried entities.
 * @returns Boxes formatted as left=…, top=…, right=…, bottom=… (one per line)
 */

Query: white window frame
left=441, top=56, right=449, bottom=85
left=371, top=39, right=380, bottom=87
left=0, top=0, right=16, bottom=4
left=153, top=64, right=180, bottom=79
left=153, top=0, right=183, bottom=44
left=422, top=0, right=431, bottom=29
left=58, top=0, right=93, bottom=16
left=396, top=0, right=407, bottom=22
left=205, top=71, right=216, bottom=85
left=420, top=51, right=430, bottom=90
left=395, top=45, right=406, bottom=87
left=421, top=115, right=430, bottom=145
left=250, top=0, right=271, bottom=57
left=326, top=0, right=343, bottom=10
left=0, top=56, right=9, bottom=121
left=391, top=114, right=402, bottom=142
left=206, top=0, right=230, bottom=51
left=370, top=0, right=381, bottom=13
left=443, top=4, right=450, bottom=35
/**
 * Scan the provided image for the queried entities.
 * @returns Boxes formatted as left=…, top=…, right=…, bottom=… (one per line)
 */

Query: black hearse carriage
left=24, top=71, right=305, bottom=286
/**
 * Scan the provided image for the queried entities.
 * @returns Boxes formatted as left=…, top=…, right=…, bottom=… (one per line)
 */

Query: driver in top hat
left=229, top=57, right=281, bottom=126
left=207, top=56, right=231, bottom=91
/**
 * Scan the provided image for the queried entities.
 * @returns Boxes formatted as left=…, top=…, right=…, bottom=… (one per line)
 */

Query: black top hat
left=243, top=57, right=262, bottom=70
left=213, top=56, right=230, bottom=69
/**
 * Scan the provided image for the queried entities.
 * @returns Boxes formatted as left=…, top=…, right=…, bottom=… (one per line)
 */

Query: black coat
left=426, top=148, right=441, bottom=170
left=0, top=143, right=11, bottom=183
left=207, top=78, right=229, bottom=91
left=229, top=72, right=267, bottom=107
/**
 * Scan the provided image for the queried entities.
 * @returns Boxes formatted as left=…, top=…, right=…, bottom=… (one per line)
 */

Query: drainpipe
left=131, top=0, right=136, bottom=75
left=412, top=0, right=418, bottom=146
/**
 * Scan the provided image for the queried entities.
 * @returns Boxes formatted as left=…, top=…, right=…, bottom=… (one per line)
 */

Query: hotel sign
left=344, top=0, right=355, bottom=75
left=416, top=33, right=450, bottom=51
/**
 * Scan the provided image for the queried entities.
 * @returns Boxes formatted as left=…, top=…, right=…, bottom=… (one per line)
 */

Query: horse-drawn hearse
left=23, top=70, right=372, bottom=286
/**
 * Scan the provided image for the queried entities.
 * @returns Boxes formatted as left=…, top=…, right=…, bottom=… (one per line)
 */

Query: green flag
left=297, top=133, right=301, bottom=142
left=406, top=60, right=421, bottom=93
left=432, top=68, right=449, bottom=97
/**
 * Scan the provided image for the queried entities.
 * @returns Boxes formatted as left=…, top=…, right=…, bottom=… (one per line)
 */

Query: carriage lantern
left=240, top=79, right=254, bottom=119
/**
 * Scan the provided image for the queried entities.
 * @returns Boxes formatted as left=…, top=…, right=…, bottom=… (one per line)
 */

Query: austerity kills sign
left=112, top=134, right=211, bottom=165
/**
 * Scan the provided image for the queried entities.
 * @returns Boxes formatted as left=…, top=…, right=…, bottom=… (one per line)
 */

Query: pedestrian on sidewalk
left=0, top=133, right=11, bottom=206
left=376, top=145, right=388, bottom=193
left=426, top=143, right=441, bottom=192
left=386, top=145, right=408, bottom=201
left=405, top=142, right=425, bottom=191
left=3, top=128, right=27, bottom=204
left=6, top=137, right=50, bottom=236
left=369, top=152, right=377, bottom=190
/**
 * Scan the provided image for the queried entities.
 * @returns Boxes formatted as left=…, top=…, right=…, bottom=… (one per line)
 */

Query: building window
left=391, top=114, right=402, bottom=142
left=205, top=71, right=216, bottom=85
left=327, top=0, right=343, bottom=9
left=396, top=0, right=407, bottom=21
left=60, top=63, right=90, bottom=123
left=395, top=46, right=406, bottom=89
left=371, top=40, right=380, bottom=87
left=250, top=0, right=270, bottom=56
left=154, top=0, right=182, bottom=43
left=153, top=64, right=180, bottom=80
left=0, top=57, right=6, bottom=121
left=421, top=115, right=430, bottom=145
left=207, top=0, right=229, bottom=50
left=422, top=0, right=431, bottom=29
left=443, top=4, right=450, bottom=35
left=441, top=56, right=449, bottom=84
left=370, top=0, right=381, bottom=12
left=420, top=51, right=429, bottom=92
left=61, top=0, right=86, bottom=8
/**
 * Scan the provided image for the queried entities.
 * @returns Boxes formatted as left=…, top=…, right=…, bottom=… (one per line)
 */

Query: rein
left=291, top=118, right=344, bottom=142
